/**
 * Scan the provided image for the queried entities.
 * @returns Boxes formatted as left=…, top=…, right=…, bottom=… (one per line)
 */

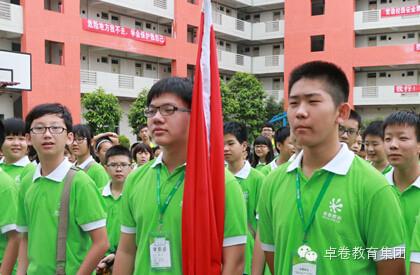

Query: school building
left=0, top=0, right=419, bottom=141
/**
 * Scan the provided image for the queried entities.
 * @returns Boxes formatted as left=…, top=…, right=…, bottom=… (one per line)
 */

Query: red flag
left=182, top=0, right=225, bottom=274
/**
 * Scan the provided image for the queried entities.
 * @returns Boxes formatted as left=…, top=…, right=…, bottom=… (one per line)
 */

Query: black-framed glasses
left=106, top=163, right=131, bottom=169
left=338, top=125, right=358, bottom=136
left=144, top=104, right=191, bottom=118
left=73, top=137, right=87, bottom=144
left=30, top=126, right=67, bottom=135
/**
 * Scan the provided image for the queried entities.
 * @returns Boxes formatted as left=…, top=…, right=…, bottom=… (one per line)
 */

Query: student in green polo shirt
left=70, top=124, right=109, bottom=188
left=0, top=118, right=35, bottom=185
left=17, top=103, right=109, bottom=275
left=363, top=120, right=392, bottom=174
left=0, top=119, right=19, bottom=275
left=339, top=109, right=361, bottom=151
left=223, top=121, right=265, bottom=274
left=113, top=77, right=247, bottom=275
left=96, top=145, right=133, bottom=274
left=383, top=111, right=420, bottom=272
left=260, top=127, right=295, bottom=176
left=251, top=136, right=274, bottom=172
left=258, top=61, right=406, bottom=275
left=410, top=213, right=420, bottom=274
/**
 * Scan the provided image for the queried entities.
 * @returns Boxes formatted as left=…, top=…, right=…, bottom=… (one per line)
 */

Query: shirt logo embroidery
left=322, top=198, right=343, bottom=223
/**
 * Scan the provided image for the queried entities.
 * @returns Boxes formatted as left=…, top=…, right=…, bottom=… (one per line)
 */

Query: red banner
left=82, top=18, right=166, bottom=46
left=415, top=43, right=420, bottom=52
left=381, top=5, right=420, bottom=17
left=394, top=84, right=420, bottom=93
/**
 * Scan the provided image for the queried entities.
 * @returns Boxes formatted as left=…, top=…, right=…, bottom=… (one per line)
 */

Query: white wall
left=0, top=93, right=16, bottom=118
left=356, top=0, right=419, bottom=11
left=356, top=31, right=420, bottom=47
left=356, top=105, right=420, bottom=121
left=355, top=70, right=419, bottom=86
left=0, top=39, right=12, bottom=51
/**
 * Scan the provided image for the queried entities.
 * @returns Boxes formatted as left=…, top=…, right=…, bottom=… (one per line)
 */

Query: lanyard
left=156, top=166, right=185, bottom=227
left=295, top=170, right=334, bottom=244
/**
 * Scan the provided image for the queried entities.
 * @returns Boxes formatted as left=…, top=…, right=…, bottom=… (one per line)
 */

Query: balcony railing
left=253, top=55, right=284, bottom=74
left=353, top=85, right=419, bottom=105
left=354, top=9, right=420, bottom=31
left=0, top=2, right=23, bottom=35
left=97, top=0, right=173, bottom=19
left=80, top=70, right=158, bottom=98
left=213, top=12, right=252, bottom=40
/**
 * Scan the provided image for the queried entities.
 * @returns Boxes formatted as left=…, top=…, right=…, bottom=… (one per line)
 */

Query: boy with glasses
left=114, top=77, right=247, bottom=275
left=17, top=103, right=109, bottom=274
left=96, top=145, right=133, bottom=274
left=339, top=109, right=361, bottom=150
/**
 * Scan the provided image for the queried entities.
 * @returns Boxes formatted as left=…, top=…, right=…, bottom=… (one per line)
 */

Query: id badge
left=291, top=245, right=317, bottom=275
left=149, top=232, right=172, bottom=271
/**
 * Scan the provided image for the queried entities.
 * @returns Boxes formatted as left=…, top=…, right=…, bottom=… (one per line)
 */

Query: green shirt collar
left=102, top=181, right=123, bottom=198
left=287, top=143, right=354, bottom=176
left=77, top=155, right=95, bottom=169
left=150, top=153, right=187, bottom=169
left=33, top=158, right=73, bottom=183
left=385, top=168, right=420, bottom=189
left=235, top=161, right=251, bottom=179
left=0, top=156, right=31, bottom=167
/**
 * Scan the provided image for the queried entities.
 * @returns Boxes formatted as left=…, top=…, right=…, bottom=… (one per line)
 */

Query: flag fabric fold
left=182, top=0, right=226, bottom=274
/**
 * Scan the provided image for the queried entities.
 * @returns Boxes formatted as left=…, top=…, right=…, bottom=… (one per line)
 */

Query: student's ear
left=25, top=133, right=32, bottom=146
left=66, top=132, right=74, bottom=146
left=241, top=141, right=248, bottom=152
left=336, top=103, right=351, bottom=125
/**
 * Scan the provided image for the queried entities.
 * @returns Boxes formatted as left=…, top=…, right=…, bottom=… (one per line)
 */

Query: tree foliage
left=224, top=72, right=268, bottom=139
left=81, top=87, right=122, bottom=134
left=265, top=97, right=285, bottom=126
left=128, top=89, right=148, bottom=135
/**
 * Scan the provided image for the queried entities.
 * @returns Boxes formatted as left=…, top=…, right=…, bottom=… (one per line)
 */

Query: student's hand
left=92, top=132, right=119, bottom=149
left=96, top=253, right=115, bottom=273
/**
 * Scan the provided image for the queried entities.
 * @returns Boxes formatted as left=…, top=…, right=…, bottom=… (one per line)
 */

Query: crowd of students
left=0, top=60, right=418, bottom=275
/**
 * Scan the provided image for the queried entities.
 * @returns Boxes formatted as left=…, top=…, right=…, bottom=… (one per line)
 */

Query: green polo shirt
left=381, top=164, right=392, bottom=175
left=120, top=155, right=247, bottom=275
left=260, top=160, right=278, bottom=176
left=234, top=161, right=265, bottom=274
left=385, top=168, right=420, bottom=270
left=258, top=145, right=405, bottom=275
left=100, top=182, right=123, bottom=254
left=0, top=168, right=18, bottom=264
left=0, top=156, right=36, bottom=186
left=17, top=159, right=107, bottom=275
left=411, top=212, right=420, bottom=264
left=77, top=156, right=109, bottom=188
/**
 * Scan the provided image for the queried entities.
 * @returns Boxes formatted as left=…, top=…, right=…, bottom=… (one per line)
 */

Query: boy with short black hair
left=0, top=118, right=35, bottom=185
left=17, top=103, right=109, bottom=274
left=96, top=145, right=133, bottom=274
left=223, top=121, right=265, bottom=274
left=383, top=111, right=420, bottom=271
left=260, top=127, right=295, bottom=175
left=363, top=120, right=392, bottom=174
left=258, top=61, right=406, bottom=274
left=0, top=119, right=19, bottom=275
left=114, top=77, right=247, bottom=275
left=339, top=109, right=361, bottom=149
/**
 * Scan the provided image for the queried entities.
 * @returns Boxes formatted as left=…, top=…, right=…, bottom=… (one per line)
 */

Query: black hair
left=288, top=61, right=349, bottom=106
left=152, top=146, right=161, bottom=154
left=0, top=120, right=4, bottom=147
left=132, top=143, right=154, bottom=162
left=105, top=145, right=132, bottom=165
left=383, top=111, right=420, bottom=142
left=25, top=103, right=73, bottom=134
left=146, top=77, right=193, bottom=108
left=261, top=122, right=274, bottom=131
left=138, top=124, right=148, bottom=132
left=95, top=136, right=112, bottom=152
left=362, top=120, right=384, bottom=140
left=223, top=121, right=248, bottom=144
left=251, top=135, right=274, bottom=167
left=274, top=127, right=291, bottom=153
left=73, top=124, right=94, bottom=154
left=3, top=118, right=25, bottom=136
left=349, top=109, right=362, bottom=130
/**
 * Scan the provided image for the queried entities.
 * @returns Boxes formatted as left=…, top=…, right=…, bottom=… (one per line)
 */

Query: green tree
left=128, top=88, right=148, bottom=136
left=265, top=98, right=286, bottom=127
left=81, top=87, right=122, bottom=134
left=221, top=78, right=240, bottom=121
left=226, top=72, right=267, bottom=139
left=118, top=135, right=131, bottom=149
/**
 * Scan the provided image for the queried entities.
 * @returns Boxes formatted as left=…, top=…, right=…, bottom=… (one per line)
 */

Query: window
left=146, top=64, right=153, bottom=70
left=111, top=59, right=119, bottom=65
left=380, top=0, right=387, bottom=3
left=187, top=25, right=198, bottom=43
left=380, top=35, right=387, bottom=40
left=101, top=57, right=108, bottom=63
left=44, top=0, right=63, bottom=13
left=253, top=14, right=260, bottom=23
left=45, top=40, right=64, bottom=65
left=135, top=21, right=143, bottom=29
left=379, top=72, right=386, bottom=77
left=11, top=42, right=21, bottom=52
left=367, top=73, right=377, bottom=78
left=273, top=11, right=281, bottom=20
left=407, top=33, right=415, bottom=39
left=311, top=35, right=325, bottom=52
left=187, top=0, right=196, bottom=4
left=311, top=0, right=325, bottom=16
left=101, top=12, right=109, bottom=20
left=146, top=23, right=152, bottom=29
left=407, top=71, right=414, bottom=76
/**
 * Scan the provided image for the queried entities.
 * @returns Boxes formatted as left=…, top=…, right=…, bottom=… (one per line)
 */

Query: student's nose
left=295, top=103, right=308, bottom=119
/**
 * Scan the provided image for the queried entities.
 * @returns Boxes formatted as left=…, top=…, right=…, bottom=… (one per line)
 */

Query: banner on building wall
left=381, top=5, right=420, bottom=17
left=82, top=19, right=166, bottom=46
left=415, top=43, right=420, bottom=52
left=394, top=84, right=420, bottom=93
